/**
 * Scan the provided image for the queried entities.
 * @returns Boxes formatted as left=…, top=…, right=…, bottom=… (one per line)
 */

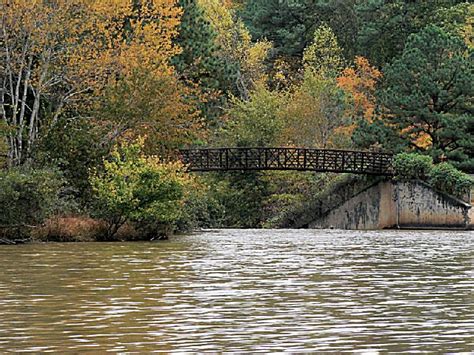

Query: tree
left=337, top=56, right=382, bottom=121
left=215, top=83, right=286, bottom=228
left=282, top=71, right=350, bottom=148
left=281, top=31, right=350, bottom=149
left=198, top=0, right=271, bottom=99
left=240, top=0, right=358, bottom=61
left=81, top=0, right=182, bottom=79
left=174, top=0, right=223, bottom=85
left=356, top=0, right=466, bottom=66
left=378, top=26, right=473, bottom=169
left=303, top=24, right=344, bottom=78
left=432, top=2, right=473, bottom=48
left=34, top=117, right=107, bottom=203
left=222, top=83, right=285, bottom=147
left=97, top=67, right=203, bottom=156
left=1, top=1, right=82, bottom=167
left=0, top=0, right=182, bottom=167
left=173, top=0, right=236, bottom=122
left=0, top=121, right=8, bottom=168
left=90, top=138, right=192, bottom=240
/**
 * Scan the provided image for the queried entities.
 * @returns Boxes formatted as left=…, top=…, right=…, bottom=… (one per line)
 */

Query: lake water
left=0, top=229, right=472, bottom=352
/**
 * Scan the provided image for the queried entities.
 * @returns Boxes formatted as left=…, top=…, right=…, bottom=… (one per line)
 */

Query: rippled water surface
left=0, top=229, right=473, bottom=352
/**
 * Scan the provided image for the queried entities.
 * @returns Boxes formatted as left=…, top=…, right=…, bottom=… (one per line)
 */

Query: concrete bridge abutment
left=309, top=180, right=473, bottom=230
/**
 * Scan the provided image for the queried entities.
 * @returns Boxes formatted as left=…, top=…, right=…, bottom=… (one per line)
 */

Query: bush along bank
left=0, top=138, right=196, bottom=244
left=0, top=167, right=65, bottom=244
left=1, top=150, right=472, bottom=244
left=393, top=153, right=473, bottom=201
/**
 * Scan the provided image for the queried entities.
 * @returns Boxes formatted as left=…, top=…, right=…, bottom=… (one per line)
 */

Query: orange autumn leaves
left=73, top=0, right=203, bottom=151
left=337, top=56, right=431, bottom=149
left=281, top=53, right=431, bottom=151
left=2, top=0, right=182, bottom=91
left=337, top=56, right=382, bottom=122
left=80, top=0, right=183, bottom=79
left=327, top=56, right=382, bottom=147
left=280, top=56, right=382, bottom=149
left=2, top=0, right=203, bottom=157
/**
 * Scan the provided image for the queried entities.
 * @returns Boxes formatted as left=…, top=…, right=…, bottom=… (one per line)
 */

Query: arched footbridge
left=179, top=147, right=394, bottom=176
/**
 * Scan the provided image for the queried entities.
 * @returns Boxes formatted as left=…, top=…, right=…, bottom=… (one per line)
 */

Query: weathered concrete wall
left=469, top=208, right=474, bottom=230
left=309, top=180, right=472, bottom=230
left=395, top=181, right=470, bottom=229
left=309, top=181, right=396, bottom=229
left=278, top=175, right=385, bottom=228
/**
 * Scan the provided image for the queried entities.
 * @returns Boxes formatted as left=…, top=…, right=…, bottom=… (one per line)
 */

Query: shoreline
left=1, top=222, right=472, bottom=245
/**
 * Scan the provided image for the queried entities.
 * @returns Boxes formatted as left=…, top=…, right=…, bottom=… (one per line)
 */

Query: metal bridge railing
left=179, top=147, right=394, bottom=176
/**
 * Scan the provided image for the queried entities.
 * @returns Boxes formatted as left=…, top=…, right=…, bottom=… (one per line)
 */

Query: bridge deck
left=179, top=147, right=394, bottom=175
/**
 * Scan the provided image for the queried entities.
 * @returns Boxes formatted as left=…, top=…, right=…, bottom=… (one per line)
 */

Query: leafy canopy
left=303, top=24, right=344, bottom=78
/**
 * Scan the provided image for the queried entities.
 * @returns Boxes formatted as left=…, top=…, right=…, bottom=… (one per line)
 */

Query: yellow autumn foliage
left=197, top=0, right=271, bottom=98
left=3, top=0, right=181, bottom=89
left=281, top=71, right=350, bottom=149
left=1, top=0, right=200, bottom=163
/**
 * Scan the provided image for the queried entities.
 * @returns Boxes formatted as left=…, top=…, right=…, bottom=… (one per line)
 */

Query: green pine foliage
left=380, top=25, right=473, bottom=168
left=241, top=0, right=466, bottom=68
left=354, top=24, right=473, bottom=172
left=173, top=0, right=237, bottom=95
left=432, top=2, right=474, bottom=46
left=240, top=0, right=358, bottom=61
left=355, top=0, right=466, bottom=66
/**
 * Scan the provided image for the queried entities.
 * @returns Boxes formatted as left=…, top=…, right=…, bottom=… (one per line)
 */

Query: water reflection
left=0, top=229, right=472, bottom=352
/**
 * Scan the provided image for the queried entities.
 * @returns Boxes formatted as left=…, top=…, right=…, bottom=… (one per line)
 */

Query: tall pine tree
left=173, top=0, right=237, bottom=124
left=356, top=25, right=473, bottom=172
left=240, top=0, right=358, bottom=62
left=356, top=0, right=466, bottom=66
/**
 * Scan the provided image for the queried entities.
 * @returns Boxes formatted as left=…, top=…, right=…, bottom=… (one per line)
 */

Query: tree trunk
left=16, top=56, right=33, bottom=165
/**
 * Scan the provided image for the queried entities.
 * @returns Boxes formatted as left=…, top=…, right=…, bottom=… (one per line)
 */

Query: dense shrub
left=0, top=168, right=64, bottom=238
left=393, top=152, right=473, bottom=199
left=393, top=153, right=433, bottom=180
left=176, top=183, right=225, bottom=232
left=34, top=117, right=107, bottom=204
left=90, top=138, right=193, bottom=240
left=429, top=163, right=473, bottom=199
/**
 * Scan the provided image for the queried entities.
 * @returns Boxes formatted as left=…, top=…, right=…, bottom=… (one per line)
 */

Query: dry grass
left=32, top=216, right=107, bottom=242
left=33, top=216, right=144, bottom=242
left=29, top=216, right=155, bottom=242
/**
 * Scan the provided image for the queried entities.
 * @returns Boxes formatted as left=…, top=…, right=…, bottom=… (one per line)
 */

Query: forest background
left=1, top=0, right=472, bottom=241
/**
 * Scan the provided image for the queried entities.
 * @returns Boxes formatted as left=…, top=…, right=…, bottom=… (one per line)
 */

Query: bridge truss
left=179, top=147, right=394, bottom=175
